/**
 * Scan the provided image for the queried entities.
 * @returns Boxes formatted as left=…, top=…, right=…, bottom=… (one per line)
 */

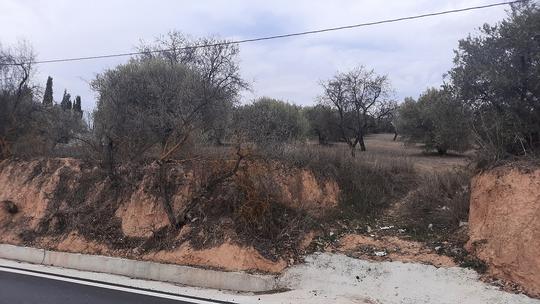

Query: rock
left=1, top=200, right=18, bottom=214
left=467, top=166, right=540, bottom=297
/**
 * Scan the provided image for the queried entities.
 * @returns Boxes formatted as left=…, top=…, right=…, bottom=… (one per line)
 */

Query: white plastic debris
left=380, top=225, right=394, bottom=230
left=374, top=251, right=387, bottom=257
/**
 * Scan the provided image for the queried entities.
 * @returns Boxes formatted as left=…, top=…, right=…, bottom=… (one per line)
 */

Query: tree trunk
left=0, top=137, right=10, bottom=159
left=359, top=135, right=367, bottom=151
left=437, top=147, right=447, bottom=155
left=317, top=131, right=327, bottom=145
left=393, top=131, right=398, bottom=141
left=104, top=137, right=115, bottom=177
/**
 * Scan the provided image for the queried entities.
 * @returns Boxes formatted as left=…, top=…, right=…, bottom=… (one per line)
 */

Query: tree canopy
left=319, top=66, right=395, bottom=155
left=234, top=97, right=308, bottom=143
left=448, top=1, right=540, bottom=158
left=396, top=88, right=472, bottom=154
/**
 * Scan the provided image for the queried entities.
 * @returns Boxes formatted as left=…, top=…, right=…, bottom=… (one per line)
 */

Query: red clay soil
left=335, top=234, right=456, bottom=268
left=467, top=165, right=540, bottom=297
left=0, top=158, right=336, bottom=273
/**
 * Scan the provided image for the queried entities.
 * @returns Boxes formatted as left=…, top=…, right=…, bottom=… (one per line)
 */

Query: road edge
left=0, top=244, right=280, bottom=293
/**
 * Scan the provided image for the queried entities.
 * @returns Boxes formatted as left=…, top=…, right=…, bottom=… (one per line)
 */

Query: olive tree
left=319, top=66, right=395, bottom=156
left=138, top=31, right=249, bottom=144
left=303, top=105, right=341, bottom=145
left=91, top=57, right=207, bottom=168
left=396, top=88, right=471, bottom=155
left=448, top=1, right=540, bottom=159
left=234, top=97, right=308, bottom=143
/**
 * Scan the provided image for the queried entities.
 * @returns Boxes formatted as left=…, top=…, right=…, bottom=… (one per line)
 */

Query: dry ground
left=363, top=133, right=470, bottom=172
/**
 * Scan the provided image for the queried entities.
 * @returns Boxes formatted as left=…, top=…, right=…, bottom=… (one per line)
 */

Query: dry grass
left=363, top=134, right=471, bottom=172
left=396, top=169, right=471, bottom=237
left=258, top=139, right=417, bottom=218
left=16, top=134, right=475, bottom=264
left=185, top=159, right=314, bottom=260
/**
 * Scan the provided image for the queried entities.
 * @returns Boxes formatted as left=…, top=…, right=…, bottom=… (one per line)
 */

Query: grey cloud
left=0, top=0, right=510, bottom=111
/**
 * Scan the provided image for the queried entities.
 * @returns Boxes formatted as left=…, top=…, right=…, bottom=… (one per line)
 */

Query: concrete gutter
left=0, top=244, right=279, bottom=292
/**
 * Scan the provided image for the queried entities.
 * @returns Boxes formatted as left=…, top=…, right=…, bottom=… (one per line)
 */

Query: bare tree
left=0, top=41, right=37, bottom=158
left=319, top=66, right=394, bottom=156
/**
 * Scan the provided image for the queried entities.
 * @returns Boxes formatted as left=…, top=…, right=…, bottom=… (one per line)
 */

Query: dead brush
left=231, top=161, right=313, bottom=259
left=28, top=163, right=146, bottom=249
left=258, top=143, right=417, bottom=218
left=398, top=169, right=471, bottom=237
left=233, top=162, right=275, bottom=234
left=186, top=159, right=313, bottom=260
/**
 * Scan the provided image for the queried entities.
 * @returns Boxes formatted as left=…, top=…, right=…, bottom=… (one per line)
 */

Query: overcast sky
left=1, top=0, right=511, bottom=112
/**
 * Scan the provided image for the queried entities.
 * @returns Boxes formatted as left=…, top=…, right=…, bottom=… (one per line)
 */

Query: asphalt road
left=0, top=268, right=223, bottom=304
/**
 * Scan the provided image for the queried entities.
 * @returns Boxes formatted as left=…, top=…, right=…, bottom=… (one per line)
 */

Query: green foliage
left=0, top=41, right=40, bottom=158
left=235, top=97, right=308, bottom=143
left=72, top=95, right=82, bottom=118
left=448, top=1, right=540, bottom=158
left=60, top=89, right=72, bottom=111
left=137, top=31, right=249, bottom=145
left=92, top=57, right=204, bottom=163
left=303, top=105, right=341, bottom=144
left=42, top=76, right=53, bottom=106
left=397, top=88, right=472, bottom=154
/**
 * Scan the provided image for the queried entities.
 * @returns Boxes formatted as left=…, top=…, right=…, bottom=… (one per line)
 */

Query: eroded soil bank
left=467, top=164, right=540, bottom=297
left=0, top=157, right=339, bottom=273
left=1, top=157, right=538, bottom=300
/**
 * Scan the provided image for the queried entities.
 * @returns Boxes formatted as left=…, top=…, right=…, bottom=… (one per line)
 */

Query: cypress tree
left=73, top=95, right=83, bottom=118
left=42, top=76, right=53, bottom=106
left=60, top=89, right=72, bottom=110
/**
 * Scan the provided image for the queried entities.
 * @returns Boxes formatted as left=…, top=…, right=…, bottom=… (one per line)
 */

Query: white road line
left=0, top=266, right=227, bottom=304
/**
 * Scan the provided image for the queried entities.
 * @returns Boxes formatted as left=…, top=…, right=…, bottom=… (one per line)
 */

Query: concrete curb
left=0, top=244, right=279, bottom=292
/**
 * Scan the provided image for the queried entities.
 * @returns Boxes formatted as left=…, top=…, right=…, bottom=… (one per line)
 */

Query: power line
left=1, top=0, right=525, bottom=66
